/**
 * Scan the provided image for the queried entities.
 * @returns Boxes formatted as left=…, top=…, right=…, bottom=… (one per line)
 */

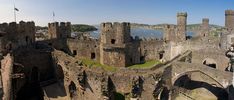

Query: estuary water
left=86, top=27, right=195, bottom=39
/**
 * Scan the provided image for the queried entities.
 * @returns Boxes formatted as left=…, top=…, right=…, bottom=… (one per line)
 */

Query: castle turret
left=0, top=23, right=8, bottom=32
left=201, top=18, right=209, bottom=37
left=48, top=22, right=59, bottom=39
left=48, top=22, right=71, bottom=39
left=100, top=22, right=132, bottom=67
left=100, top=22, right=131, bottom=45
left=0, top=21, right=35, bottom=53
left=163, top=24, right=176, bottom=42
left=225, top=10, right=234, bottom=33
left=65, top=22, right=71, bottom=38
left=177, top=12, right=187, bottom=42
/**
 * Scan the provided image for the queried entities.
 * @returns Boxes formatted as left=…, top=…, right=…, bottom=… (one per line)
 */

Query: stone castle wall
left=140, top=39, right=165, bottom=61
left=48, top=22, right=71, bottom=39
left=67, top=38, right=100, bottom=61
left=0, top=21, right=35, bottom=54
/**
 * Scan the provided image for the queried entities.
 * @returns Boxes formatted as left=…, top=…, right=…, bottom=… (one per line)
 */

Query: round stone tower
left=177, top=12, right=187, bottom=42
left=225, top=10, right=234, bottom=33
left=201, top=18, right=209, bottom=37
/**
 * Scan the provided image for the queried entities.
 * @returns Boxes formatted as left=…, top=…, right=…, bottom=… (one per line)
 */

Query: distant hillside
left=131, top=23, right=223, bottom=31
left=131, top=23, right=166, bottom=30
left=72, top=24, right=97, bottom=32
left=187, top=24, right=223, bottom=31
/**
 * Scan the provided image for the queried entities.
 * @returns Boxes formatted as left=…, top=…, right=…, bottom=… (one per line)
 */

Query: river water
left=73, top=27, right=195, bottom=39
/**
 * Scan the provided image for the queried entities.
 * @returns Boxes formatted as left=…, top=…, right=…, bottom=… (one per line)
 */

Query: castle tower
left=0, top=21, right=35, bottom=52
left=201, top=18, right=209, bottom=37
left=225, top=10, right=234, bottom=33
left=65, top=22, right=71, bottom=38
left=48, top=22, right=59, bottom=39
left=100, top=22, right=131, bottom=67
left=177, top=12, right=187, bottom=42
left=163, top=24, right=176, bottom=42
left=48, top=22, right=71, bottom=39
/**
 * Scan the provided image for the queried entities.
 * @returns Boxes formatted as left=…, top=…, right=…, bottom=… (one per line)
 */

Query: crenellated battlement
left=48, top=22, right=59, bottom=28
left=100, top=22, right=131, bottom=44
left=0, top=21, right=35, bottom=34
left=202, top=18, right=209, bottom=23
left=225, top=10, right=234, bottom=16
left=177, top=12, right=187, bottom=17
left=164, top=24, right=176, bottom=29
left=48, top=22, right=71, bottom=29
left=48, top=22, right=71, bottom=39
left=101, top=22, right=130, bottom=33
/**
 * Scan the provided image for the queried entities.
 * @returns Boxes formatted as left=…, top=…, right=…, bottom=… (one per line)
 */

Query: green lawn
left=81, top=59, right=161, bottom=71
left=128, top=60, right=161, bottom=69
left=81, top=59, right=117, bottom=72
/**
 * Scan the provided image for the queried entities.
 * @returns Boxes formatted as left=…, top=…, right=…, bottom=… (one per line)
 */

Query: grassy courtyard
left=81, top=59, right=117, bottom=72
left=128, top=60, right=161, bottom=69
left=81, top=58, right=161, bottom=71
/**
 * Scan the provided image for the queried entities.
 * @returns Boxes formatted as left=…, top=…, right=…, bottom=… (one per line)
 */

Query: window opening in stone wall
left=111, top=39, right=116, bottom=44
left=91, top=52, right=96, bottom=59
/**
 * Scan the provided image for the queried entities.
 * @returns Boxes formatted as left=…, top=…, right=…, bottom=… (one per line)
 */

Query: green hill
left=72, top=24, right=97, bottom=32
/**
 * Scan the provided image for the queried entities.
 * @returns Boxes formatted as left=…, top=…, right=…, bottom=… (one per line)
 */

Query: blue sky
left=0, top=0, right=234, bottom=26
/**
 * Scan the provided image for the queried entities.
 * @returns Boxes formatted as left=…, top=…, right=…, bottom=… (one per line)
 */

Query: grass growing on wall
left=81, top=58, right=117, bottom=72
left=128, top=60, right=161, bottom=69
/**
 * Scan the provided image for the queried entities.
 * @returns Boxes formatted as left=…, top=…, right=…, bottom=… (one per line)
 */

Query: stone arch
left=172, top=70, right=224, bottom=88
left=202, top=58, right=217, bottom=69
left=172, top=70, right=229, bottom=99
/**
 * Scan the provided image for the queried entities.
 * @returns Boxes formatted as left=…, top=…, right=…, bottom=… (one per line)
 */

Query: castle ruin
left=0, top=10, right=233, bottom=100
